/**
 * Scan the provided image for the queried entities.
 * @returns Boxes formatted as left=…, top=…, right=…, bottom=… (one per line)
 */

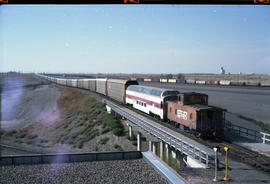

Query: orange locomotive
left=166, top=92, right=225, bottom=138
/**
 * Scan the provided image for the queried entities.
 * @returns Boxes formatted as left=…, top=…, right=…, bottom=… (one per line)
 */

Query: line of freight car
left=36, top=74, right=139, bottom=104
left=144, top=77, right=270, bottom=87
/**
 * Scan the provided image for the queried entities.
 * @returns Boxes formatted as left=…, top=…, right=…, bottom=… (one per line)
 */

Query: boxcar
left=206, top=80, right=219, bottom=85
left=96, top=78, right=107, bottom=95
left=261, top=82, right=270, bottom=87
left=78, top=79, right=86, bottom=89
left=160, top=79, right=168, bottom=83
left=66, top=79, right=72, bottom=87
left=219, top=80, right=231, bottom=86
left=167, top=92, right=225, bottom=137
left=57, top=78, right=67, bottom=86
left=230, top=81, right=245, bottom=86
left=245, top=81, right=260, bottom=87
left=89, top=79, right=96, bottom=91
left=144, top=78, right=152, bottom=82
left=107, top=79, right=138, bottom=103
left=195, top=80, right=206, bottom=85
left=186, top=79, right=195, bottom=84
left=77, top=79, right=90, bottom=89
left=71, top=79, right=78, bottom=88
left=168, top=79, right=177, bottom=83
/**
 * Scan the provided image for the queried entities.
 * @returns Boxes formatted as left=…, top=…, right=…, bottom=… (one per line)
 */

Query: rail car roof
left=96, top=78, right=107, bottom=81
left=127, top=85, right=179, bottom=97
left=77, top=78, right=96, bottom=81
left=108, top=79, right=138, bottom=85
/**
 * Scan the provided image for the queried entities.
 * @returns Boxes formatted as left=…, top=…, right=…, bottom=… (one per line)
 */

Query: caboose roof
left=185, top=104, right=212, bottom=110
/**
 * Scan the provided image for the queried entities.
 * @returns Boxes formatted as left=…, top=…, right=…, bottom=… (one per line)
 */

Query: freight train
left=145, top=78, right=270, bottom=87
left=37, top=74, right=225, bottom=138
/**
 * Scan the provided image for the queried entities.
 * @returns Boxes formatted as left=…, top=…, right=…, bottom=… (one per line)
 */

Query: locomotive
left=37, top=74, right=225, bottom=138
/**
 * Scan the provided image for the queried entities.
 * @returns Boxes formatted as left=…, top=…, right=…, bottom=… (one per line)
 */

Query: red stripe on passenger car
left=126, top=94, right=162, bottom=109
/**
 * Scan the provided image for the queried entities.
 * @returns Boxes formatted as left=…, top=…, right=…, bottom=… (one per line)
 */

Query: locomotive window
left=190, top=113, right=193, bottom=120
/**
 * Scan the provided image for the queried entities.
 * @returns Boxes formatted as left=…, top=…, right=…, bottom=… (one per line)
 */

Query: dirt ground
left=1, top=75, right=136, bottom=155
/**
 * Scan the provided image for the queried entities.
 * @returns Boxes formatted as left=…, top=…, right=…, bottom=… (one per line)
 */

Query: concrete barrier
left=0, top=151, right=142, bottom=166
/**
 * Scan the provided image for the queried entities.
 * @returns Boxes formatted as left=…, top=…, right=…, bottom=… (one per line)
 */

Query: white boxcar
left=168, top=79, right=177, bottom=83
left=195, top=80, right=206, bottom=85
left=78, top=79, right=94, bottom=89
left=57, top=78, right=67, bottom=86
left=96, top=79, right=107, bottom=95
left=126, top=85, right=179, bottom=119
left=219, top=80, right=231, bottom=85
left=160, top=79, right=168, bottom=83
left=71, top=79, right=78, bottom=88
left=261, top=82, right=270, bottom=87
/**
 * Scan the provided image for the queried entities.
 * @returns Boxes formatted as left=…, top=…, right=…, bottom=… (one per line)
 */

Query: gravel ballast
left=0, top=159, right=168, bottom=184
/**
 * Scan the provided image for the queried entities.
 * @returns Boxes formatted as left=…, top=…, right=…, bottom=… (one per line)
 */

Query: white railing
left=106, top=100, right=209, bottom=167
left=260, top=132, right=270, bottom=144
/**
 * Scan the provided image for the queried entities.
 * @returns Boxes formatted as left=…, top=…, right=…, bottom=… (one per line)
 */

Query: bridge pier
left=153, top=142, right=157, bottom=155
left=171, top=149, right=176, bottom=159
left=165, top=143, right=169, bottom=159
left=160, top=141, right=164, bottom=160
left=149, top=141, right=152, bottom=152
left=129, top=126, right=134, bottom=140
left=137, top=132, right=141, bottom=151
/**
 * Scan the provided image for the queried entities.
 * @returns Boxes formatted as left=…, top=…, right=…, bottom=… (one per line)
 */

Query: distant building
left=219, top=67, right=225, bottom=75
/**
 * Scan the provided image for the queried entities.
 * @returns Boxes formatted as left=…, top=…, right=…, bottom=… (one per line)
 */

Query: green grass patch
left=99, top=137, right=109, bottom=144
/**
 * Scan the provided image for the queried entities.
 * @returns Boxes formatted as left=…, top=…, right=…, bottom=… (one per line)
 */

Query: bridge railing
left=105, top=100, right=209, bottom=167
left=225, top=121, right=262, bottom=142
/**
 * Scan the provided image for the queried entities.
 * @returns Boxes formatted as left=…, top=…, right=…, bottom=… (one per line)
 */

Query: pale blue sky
left=1, top=5, right=269, bottom=74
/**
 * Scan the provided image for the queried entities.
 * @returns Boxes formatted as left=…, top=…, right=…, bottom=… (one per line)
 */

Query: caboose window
left=175, top=109, right=177, bottom=115
left=178, top=96, right=182, bottom=101
left=170, top=107, right=172, bottom=113
left=190, top=113, right=193, bottom=120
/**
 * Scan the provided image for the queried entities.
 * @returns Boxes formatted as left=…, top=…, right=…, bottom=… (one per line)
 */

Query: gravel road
left=0, top=159, right=168, bottom=184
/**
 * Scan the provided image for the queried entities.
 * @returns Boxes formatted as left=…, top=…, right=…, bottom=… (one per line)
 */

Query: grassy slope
left=1, top=87, right=127, bottom=151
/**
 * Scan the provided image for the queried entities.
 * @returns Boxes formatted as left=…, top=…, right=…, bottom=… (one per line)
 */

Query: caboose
left=167, top=92, right=225, bottom=138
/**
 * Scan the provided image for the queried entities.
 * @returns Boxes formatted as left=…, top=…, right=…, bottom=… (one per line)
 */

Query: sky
left=0, top=5, right=270, bottom=74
